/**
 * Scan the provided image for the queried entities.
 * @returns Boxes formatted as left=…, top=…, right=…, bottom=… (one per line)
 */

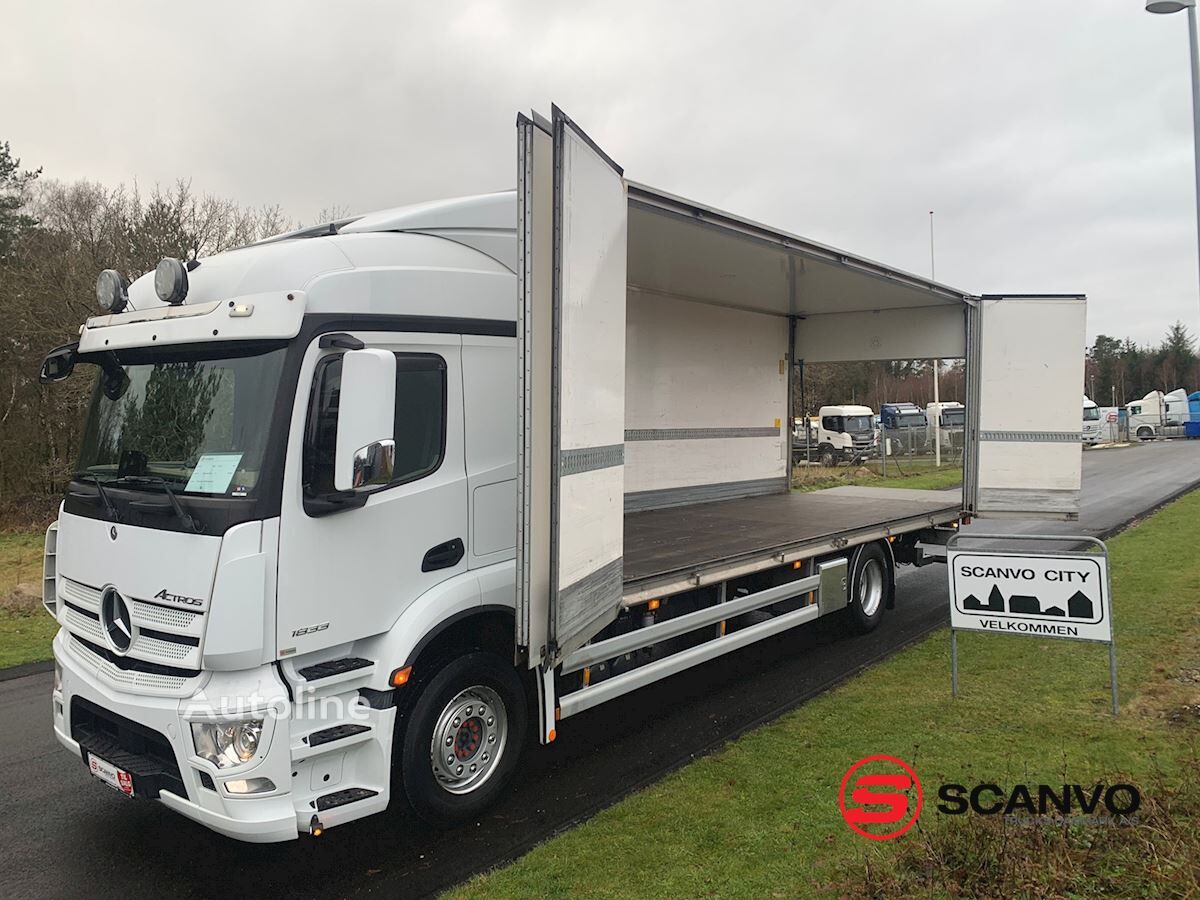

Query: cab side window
left=303, top=351, right=447, bottom=497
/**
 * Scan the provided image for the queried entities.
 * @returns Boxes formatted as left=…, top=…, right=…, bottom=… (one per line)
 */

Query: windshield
left=896, top=413, right=926, bottom=428
left=1083, top=406, right=1100, bottom=421
left=76, top=343, right=287, bottom=496
left=941, top=409, right=965, bottom=426
left=843, top=416, right=873, bottom=432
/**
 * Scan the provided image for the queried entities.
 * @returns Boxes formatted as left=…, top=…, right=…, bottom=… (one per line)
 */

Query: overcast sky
left=3, top=0, right=1198, bottom=345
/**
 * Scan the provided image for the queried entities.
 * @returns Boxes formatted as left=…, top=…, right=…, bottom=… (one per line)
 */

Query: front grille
left=129, top=599, right=198, bottom=631
left=60, top=578, right=204, bottom=669
left=69, top=634, right=199, bottom=694
left=70, top=696, right=185, bottom=800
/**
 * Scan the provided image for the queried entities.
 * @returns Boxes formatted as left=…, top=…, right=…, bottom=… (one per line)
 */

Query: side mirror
left=39, top=343, right=79, bottom=384
left=334, top=348, right=397, bottom=492
left=352, top=440, right=396, bottom=488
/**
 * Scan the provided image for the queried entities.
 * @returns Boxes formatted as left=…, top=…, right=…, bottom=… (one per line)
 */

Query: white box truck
left=37, top=107, right=1086, bottom=842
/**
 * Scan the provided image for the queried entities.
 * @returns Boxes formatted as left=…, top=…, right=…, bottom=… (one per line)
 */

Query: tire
left=846, top=542, right=891, bottom=634
left=397, top=651, right=528, bottom=828
left=1136, top=427, right=1153, bottom=441
left=819, top=446, right=836, bottom=468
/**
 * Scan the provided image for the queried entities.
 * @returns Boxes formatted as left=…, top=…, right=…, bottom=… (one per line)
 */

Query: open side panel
left=966, top=295, right=1085, bottom=520
left=548, top=106, right=628, bottom=662
left=515, top=114, right=553, bottom=666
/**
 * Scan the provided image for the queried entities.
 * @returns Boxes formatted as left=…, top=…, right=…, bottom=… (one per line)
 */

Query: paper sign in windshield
left=185, top=453, right=243, bottom=494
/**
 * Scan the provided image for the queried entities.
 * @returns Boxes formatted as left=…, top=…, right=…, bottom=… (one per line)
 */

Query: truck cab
left=40, top=193, right=523, bottom=841
left=925, top=401, right=965, bottom=451
left=879, top=402, right=928, bottom=455
left=1082, top=396, right=1101, bottom=445
left=814, top=405, right=876, bottom=466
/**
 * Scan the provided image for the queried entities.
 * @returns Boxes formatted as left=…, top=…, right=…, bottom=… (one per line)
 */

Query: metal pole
left=1189, top=5, right=1200, bottom=331
left=933, top=360, right=941, bottom=468
left=788, top=316, right=797, bottom=481
left=950, top=629, right=958, bottom=698
left=1109, top=642, right=1119, bottom=716
left=929, top=210, right=935, bottom=281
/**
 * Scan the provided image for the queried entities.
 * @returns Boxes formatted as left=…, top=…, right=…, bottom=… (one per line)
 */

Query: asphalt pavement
left=3, top=440, right=1198, bottom=899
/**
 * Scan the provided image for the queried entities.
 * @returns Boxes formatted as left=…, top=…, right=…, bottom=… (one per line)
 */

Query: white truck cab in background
left=813, top=405, right=876, bottom=466
left=1127, top=388, right=1189, bottom=440
left=926, top=401, right=965, bottom=451
left=1082, top=395, right=1101, bottom=444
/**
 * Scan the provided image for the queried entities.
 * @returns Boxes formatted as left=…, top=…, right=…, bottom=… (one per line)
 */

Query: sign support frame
left=946, top=532, right=1118, bottom=716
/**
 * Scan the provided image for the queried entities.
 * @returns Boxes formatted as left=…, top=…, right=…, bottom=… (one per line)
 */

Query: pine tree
left=0, top=140, right=41, bottom=264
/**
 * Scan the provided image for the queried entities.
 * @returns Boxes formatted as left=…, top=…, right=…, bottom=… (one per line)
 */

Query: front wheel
left=1136, top=427, right=1153, bottom=441
left=846, top=542, right=891, bottom=634
left=398, top=651, right=528, bottom=828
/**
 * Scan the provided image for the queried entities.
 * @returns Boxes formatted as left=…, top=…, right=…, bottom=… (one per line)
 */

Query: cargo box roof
left=626, top=182, right=974, bottom=319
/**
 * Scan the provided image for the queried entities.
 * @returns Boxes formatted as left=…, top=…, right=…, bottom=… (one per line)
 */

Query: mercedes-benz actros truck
left=37, top=106, right=1087, bottom=842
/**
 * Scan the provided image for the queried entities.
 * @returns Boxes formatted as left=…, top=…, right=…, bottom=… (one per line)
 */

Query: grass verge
left=0, top=531, right=56, bottom=669
left=793, top=463, right=962, bottom=493
left=451, top=490, right=1200, bottom=899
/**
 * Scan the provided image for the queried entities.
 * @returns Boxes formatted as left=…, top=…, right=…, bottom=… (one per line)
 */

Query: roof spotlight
left=154, top=258, right=189, bottom=305
left=95, top=269, right=129, bottom=313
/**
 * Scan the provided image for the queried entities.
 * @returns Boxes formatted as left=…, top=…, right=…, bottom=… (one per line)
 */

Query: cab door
left=965, top=295, right=1086, bottom=520
left=276, top=331, right=466, bottom=656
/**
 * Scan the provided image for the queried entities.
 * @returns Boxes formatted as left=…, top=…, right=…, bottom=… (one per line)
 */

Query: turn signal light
left=548, top=729, right=557, bottom=742
left=390, top=666, right=412, bottom=687
left=647, top=599, right=661, bottom=611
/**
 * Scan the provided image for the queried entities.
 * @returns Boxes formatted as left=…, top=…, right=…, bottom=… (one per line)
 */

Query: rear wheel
left=398, top=651, right=527, bottom=828
left=846, top=542, right=891, bottom=634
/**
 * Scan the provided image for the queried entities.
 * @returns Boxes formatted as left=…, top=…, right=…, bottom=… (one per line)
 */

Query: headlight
left=191, top=719, right=264, bottom=769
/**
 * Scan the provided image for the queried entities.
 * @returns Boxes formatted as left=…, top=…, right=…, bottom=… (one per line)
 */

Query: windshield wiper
left=70, top=473, right=119, bottom=522
left=118, top=476, right=201, bottom=533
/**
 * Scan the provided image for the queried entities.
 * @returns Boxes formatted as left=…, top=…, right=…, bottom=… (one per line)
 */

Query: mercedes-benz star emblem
left=100, top=587, right=134, bottom=654
left=109, top=525, right=118, bottom=541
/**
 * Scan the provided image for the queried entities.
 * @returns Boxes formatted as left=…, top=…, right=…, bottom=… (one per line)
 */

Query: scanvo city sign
left=948, top=551, right=1111, bottom=643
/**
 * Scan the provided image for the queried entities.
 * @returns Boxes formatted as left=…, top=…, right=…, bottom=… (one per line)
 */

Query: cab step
left=297, top=657, right=372, bottom=681
left=315, top=787, right=378, bottom=811
left=305, top=723, right=371, bottom=748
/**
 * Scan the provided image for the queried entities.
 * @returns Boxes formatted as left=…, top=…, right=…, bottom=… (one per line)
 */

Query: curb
left=0, top=659, right=53, bottom=683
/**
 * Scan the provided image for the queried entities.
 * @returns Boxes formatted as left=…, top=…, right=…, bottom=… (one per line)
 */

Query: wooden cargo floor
left=622, top=485, right=962, bottom=589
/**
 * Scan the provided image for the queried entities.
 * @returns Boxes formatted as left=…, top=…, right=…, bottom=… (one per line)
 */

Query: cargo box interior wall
left=624, top=289, right=789, bottom=512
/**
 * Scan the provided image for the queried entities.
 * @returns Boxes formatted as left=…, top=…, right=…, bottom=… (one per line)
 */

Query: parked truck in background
left=809, top=405, right=876, bottom=466
left=1082, top=396, right=1101, bottom=445
left=1128, top=388, right=1189, bottom=440
left=35, top=106, right=1087, bottom=843
left=879, top=402, right=928, bottom=455
left=926, top=401, right=965, bottom=452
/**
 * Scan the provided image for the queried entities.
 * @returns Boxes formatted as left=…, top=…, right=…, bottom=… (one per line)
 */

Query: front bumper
left=52, top=630, right=299, bottom=843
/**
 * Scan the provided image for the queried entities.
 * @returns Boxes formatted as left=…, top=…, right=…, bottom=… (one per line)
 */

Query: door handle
left=421, top=538, right=465, bottom=572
